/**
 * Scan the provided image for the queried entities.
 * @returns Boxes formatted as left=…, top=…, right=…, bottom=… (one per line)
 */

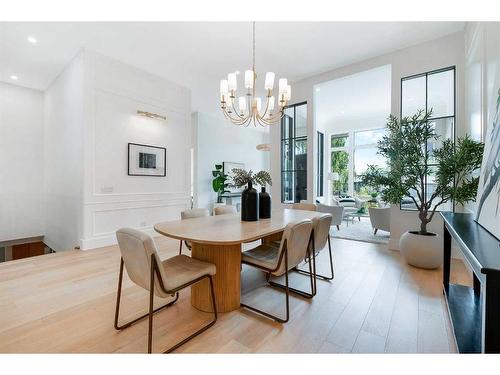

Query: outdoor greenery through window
left=281, top=102, right=307, bottom=203
left=330, top=130, right=387, bottom=199
left=400, top=66, right=456, bottom=211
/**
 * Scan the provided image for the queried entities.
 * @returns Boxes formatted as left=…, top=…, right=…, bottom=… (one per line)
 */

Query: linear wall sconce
left=137, top=110, right=167, bottom=121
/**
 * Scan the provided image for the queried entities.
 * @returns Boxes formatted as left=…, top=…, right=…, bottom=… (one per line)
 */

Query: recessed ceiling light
left=10, top=75, right=18, bottom=80
left=27, top=36, right=37, bottom=44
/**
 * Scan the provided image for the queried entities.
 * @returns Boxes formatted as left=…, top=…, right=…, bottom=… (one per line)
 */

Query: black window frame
left=317, top=131, right=324, bottom=197
left=280, top=101, right=307, bottom=203
left=399, top=65, right=456, bottom=212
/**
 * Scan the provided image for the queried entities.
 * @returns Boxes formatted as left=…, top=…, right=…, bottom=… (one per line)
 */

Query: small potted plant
left=231, top=169, right=272, bottom=221
left=363, top=110, right=484, bottom=269
left=212, top=164, right=230, bottom=204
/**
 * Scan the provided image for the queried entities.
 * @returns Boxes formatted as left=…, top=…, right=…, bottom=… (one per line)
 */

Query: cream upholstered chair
left=295, top=213, right=334, bottom=292
left=316, top=203, right=344, bottom=230
left=114, top=228, right=217, bottom=353
left=368, top=207, right=391, bottom=234
left=291, top=202, right=317, bottom=211
left=214, top=205, right=237, bottom=215
left=240, top=219, right=314, bottom=323
left=179, top=208, right=210, bottom=254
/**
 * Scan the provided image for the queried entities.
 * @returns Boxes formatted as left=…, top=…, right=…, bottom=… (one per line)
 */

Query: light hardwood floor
left=0, top=236, right=471, bottom=353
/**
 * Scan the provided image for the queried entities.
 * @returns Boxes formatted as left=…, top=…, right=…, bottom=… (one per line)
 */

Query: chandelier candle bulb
left=285, top=85, right=291, bottom=101
left=255, top=97, right=262, bottom=112
left=264, top=72, right=275, bottom=90
left=239, top=97, right=246, bottom=114
left=220, top=79, right=228, bottom=95
left=279, top=78, right=288, bottom=94
left=228, top=73, right=237, bottom=91
left=268, top=96, right=275, bottom=111
left=245, top=70, right=254, bottom=89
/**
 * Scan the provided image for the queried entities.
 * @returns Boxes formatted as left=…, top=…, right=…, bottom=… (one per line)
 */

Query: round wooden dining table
left=154, top=208, right=321, bottom=313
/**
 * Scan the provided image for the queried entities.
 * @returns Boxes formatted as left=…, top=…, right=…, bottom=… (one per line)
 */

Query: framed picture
left=128, top=143, right=166, bottom=177
left=475, top=89, right=500, bottom=240
left=223, top=162, right=245, bottom=193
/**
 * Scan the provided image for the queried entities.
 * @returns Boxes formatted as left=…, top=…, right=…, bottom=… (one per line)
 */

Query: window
left=329, top=129, right=387, bottom=199
left=281, top=102, right=307, bottom=203
left=317, top=131, right=324, bottom=197
left=400, top=66, right=456, bottom=211
left=330, top=134, right=349, bottom=196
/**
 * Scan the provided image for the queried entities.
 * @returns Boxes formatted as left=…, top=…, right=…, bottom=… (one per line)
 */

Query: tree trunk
left=420, top=220, right=428, bottom=235
left=419, top=210, right=428, bottom=234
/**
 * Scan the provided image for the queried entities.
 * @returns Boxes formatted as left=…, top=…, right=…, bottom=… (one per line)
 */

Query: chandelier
left=219, top=22, right=291, bottom=127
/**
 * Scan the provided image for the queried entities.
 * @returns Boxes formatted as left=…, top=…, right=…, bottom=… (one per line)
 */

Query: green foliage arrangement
left=362, top=110, right=484, bottom=234
left=212, top=164, right=230, bottom=203
left=230, top=169, right=272, bottom=188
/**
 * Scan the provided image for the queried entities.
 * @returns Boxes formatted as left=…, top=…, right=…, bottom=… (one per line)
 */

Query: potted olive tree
left=362, top=110, right=484, bottom=269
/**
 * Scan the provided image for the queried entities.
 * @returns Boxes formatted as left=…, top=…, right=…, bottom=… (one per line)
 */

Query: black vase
left=241, top=181, right=259, bottom=221
left=259, top=186, right=271, bottom=219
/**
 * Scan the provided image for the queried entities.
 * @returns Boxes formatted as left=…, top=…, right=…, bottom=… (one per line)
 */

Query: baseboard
left=79, top=226, right=160, bottom=250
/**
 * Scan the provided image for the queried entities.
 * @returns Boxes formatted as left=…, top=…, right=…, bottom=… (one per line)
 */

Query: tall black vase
left=241, top=181, right=259, bottom=221
left=259, top=186, right=271, bottom=219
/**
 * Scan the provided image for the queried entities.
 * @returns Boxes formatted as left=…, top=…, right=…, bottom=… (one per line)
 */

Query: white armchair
left=317, top=203, right=344, bottom=230
left=368, top=207, right=391, bottom=234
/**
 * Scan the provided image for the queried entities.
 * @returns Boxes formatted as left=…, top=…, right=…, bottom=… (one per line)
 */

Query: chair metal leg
left=241, top=251, right=290, bottom=323
left=374, top=228, right=378, bottom=235
left=179, top=240, right=183, bottom=255
left=115, top=257, right=217, bottom=354
left=164, top=275, right=218, bottom=353
left=148, top=259, right=155, bottom=353
left=269, top=254, right=315, bottom=299
left=296, top=236, right=334, bottom=281
left=114, top=258, right=178, bottom=331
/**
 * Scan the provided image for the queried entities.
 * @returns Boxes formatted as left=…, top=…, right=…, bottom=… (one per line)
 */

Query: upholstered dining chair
left=179, top=208, right=210, bottom=254
left=295, top=213, right=334, bottom=292
left=213, top=205, right=237, bottom=215
left=240, top=219, right=314, bottom=323
left=115, top=228, right=217, bottom=353
left=291, top=202, right=317, bottom=211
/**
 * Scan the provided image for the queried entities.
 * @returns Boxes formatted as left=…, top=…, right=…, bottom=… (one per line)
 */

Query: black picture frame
left=127, top=142, right=166, bottom=177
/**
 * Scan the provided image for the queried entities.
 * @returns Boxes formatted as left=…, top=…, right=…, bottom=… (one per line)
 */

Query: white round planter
left=399, top=231, right=442, bottom=269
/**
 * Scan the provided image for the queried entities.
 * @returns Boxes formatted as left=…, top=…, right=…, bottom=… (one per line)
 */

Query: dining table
left=154, top=208, right=322, bottom=313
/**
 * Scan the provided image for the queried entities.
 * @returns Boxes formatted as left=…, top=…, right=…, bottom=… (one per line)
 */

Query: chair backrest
left=312, top=213, right=332, bottom=251
left=292, top=203, right=317, bottom=211
left=116, top=228, right=168, bottom=296
left=274, top=219, right=313, bottom=276
left=214, top=205, right=237, bottom=215
left=181, top=208, right=210, bottom=220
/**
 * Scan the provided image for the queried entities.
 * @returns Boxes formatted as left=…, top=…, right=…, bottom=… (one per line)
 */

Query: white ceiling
left=315, top=64, right=392, bottom=133
left=0, top=22, right=465, bottom=114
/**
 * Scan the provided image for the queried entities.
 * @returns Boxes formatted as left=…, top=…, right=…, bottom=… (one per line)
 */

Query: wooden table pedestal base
left=191, top=242, right=242, bottom=313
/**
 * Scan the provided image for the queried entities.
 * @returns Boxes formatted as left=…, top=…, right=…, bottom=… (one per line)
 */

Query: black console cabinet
left=441, top=212, right=500, bottom=353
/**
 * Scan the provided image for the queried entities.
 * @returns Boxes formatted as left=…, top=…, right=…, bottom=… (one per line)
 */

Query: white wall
left=193, top=112, right=270, bottom=211
left=270, top=31, right=465, bottom=249
left=0, top=83, right=45, bottom=241
left=43, top=53, right=85, bottom=251
left=81, top=51, right=192, bottom=250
